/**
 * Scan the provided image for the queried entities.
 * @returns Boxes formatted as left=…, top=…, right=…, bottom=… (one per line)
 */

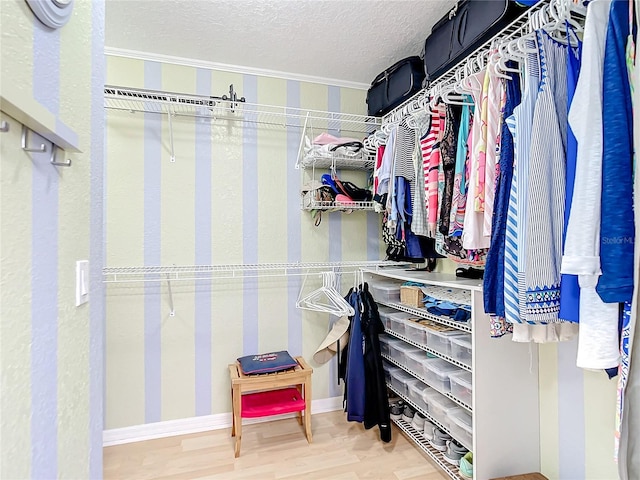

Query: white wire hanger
left=296, top=271, right=355, bottom=316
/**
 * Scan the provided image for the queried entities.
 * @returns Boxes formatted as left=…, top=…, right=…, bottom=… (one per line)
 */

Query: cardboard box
left=400, top=285, right=423, bottom=308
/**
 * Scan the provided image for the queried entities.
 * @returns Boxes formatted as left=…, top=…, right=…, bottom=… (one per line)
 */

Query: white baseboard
left=103, top=396, right=343, bottom=447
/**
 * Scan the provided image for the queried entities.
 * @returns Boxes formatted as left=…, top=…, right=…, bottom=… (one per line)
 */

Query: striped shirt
left=524, top=30, right=568, bottom=323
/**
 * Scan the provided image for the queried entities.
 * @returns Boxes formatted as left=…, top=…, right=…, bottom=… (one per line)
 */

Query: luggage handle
left=456, top=8, right=469, bottom=46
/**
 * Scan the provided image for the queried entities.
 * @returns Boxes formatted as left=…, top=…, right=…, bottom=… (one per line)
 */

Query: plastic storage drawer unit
left=369, top=282, right=401, bottom=302
left=394, top=343, right=423, bottom=368
left=424, top=359, right=461, bottom=393
left=449, top=370, right=473, bottom=406
left=449, top=334, right=472, bottom=365
left=404, top=319, right=427, bottom=345
left=405, top=349, right=429, bottom=376
left=447, top=408, right=472, bottom=450
left=423, top=389, right=458, bottom=426
left=379, top=335, right=391, bottom=356
left=425, top=327, right=465, bottom=357
left=378, top=306, right=396, bottom=330
left=388, top=312, right=415, bottom=336
left=389, top=369, right=415, bottom=396
left=408, top=381, right=430, bottom=412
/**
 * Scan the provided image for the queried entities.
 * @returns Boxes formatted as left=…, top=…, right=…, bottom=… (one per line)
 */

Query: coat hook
left=0, top=120, right=9, bottom=133
left=21, top=125, right=47, bottom=152
left=50, top=145, right=72, bottom=167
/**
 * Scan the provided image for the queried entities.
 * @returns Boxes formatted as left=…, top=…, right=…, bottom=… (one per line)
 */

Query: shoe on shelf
left=443, top=439, right=468, bottom=466
left=423, top=419, right=435, bottom=440
left=428, top=427, right=451, bottom=452
left=401, top=405, right=415, bottom=424
left=389, top=402, right=403, bottom=421
left=459, top=451, right=473, bottom=478
left=411, top=412, right=426, bottom=432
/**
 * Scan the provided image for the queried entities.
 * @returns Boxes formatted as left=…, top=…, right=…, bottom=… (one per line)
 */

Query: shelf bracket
left=295, top=112, right=310, bottom=170
left=167, top=110, right=176, bottom=163
left=166, top=274, right=175, bottom=317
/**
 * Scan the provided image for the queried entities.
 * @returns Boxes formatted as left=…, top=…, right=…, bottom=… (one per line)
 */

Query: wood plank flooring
left=104, top=410, right=448, bottom=480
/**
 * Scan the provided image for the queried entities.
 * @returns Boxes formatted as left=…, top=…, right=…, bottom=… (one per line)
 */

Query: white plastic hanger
left=296, top=271, right=355, bottom=316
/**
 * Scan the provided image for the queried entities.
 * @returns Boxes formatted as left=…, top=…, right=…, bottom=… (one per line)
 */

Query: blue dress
left=483, top=62, right=522, bottom=317
left=597, top=0, right=635, bottom=303
left=559, top=26, right=582, bottom=323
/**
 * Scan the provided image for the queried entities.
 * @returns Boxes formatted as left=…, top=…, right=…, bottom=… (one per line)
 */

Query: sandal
left=456, top=267, right=484, bottom=279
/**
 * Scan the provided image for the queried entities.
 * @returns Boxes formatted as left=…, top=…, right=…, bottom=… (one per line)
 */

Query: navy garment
left=360, top=284, right=392, bottom=442
left=598, top=0, right=635, bottom=303
left=483, top=64, right=521, bottom=317
left=345, top=291, right=365, bottom=422
left=559, top=27, right=582, bottom=322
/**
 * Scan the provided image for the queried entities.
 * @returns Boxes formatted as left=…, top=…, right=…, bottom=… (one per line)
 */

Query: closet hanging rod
left=104, top=85, right=381, bottom=135
left=381, top=0, right=554, bottom=126
left=103, top=261, right=407, bottom=283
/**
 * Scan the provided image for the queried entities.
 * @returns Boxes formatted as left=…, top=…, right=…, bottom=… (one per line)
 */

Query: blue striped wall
left=0, top=0, right=105, bottom=478
left=104, top=56, right=380, bottom=428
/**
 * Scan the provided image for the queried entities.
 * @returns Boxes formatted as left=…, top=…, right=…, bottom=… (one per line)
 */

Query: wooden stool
left=228, top=356, right=313, bottom=457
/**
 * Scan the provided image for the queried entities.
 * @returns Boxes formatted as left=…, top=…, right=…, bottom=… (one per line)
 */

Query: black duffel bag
left=424, top=0, right=526, bottom=82
left=366, top=56, right=425, bottom=117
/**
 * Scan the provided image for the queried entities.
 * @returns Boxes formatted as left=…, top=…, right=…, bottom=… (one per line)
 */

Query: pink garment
left=312, top=132, right=361, bottom=146
left=462, top=69, right=491, bottom=251
left=421, top=103, right=446, bottom=236
left=483, top=64, right=507, bottom=237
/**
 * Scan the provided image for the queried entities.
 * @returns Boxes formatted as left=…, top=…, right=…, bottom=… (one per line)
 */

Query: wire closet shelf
left=102, top=261, right=406, bottom=283
left=104, top=85, right=381, bottom=135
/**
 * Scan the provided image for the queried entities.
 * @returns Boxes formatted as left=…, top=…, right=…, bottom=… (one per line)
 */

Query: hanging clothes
left=359, top=284, right=391, bottom=443
left=449, top=97, right=473, bottom=237
left=619, top=2, right=640, bottom=475
left=503, top=38, right=539, bottom=325
left=411, top=116, right=430, bottom=237
left=484, top=62, right=521, bottom=317
left=561, top=0, right=620, bottom=369
left=345, top=290, right=365, bottom=422
left=462, top=69, right=492, bottom=251
left=559, top=24, right=582, bottom=324
left=439, top=105, right=461, bottom=236
left=482, top=53, right=507, bottom=238
left=598, top=0, right=635, bottom=304
left=523, top=30, right=568, bottom=324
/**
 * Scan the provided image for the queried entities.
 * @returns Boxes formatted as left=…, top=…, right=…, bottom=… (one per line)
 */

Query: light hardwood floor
left=104, top=410, right=448, bottom=480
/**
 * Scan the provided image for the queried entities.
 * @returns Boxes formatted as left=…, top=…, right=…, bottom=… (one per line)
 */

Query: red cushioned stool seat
left=241, top=387, right=305, bottom=418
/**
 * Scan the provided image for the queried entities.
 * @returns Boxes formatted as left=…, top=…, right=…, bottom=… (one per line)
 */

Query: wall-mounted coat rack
left=21, top=124, right=72, bottom=167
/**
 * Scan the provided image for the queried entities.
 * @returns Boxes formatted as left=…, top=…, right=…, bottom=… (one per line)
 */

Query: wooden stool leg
left=231, top=387, right=236, bottom=437
left=303, top=377, right=312, bottom=443
left=232, top=385, right=242, bottom=457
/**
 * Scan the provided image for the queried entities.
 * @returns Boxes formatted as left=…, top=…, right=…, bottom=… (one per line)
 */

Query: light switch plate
left=76, top=260, right=89, bottom=306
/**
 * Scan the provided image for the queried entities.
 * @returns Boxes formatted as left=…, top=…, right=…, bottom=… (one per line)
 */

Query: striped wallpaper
left=0, top=1, right=104, bottom=479
left=104, top=56, right=382, bottom=429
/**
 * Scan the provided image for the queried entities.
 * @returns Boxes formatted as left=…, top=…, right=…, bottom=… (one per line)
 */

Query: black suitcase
left=423, top=0, right=525, bottom=81
left=366, top=56, right=425, bottom=117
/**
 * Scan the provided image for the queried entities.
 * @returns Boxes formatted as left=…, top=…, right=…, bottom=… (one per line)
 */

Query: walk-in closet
left=2, top=0, right=640, bottom=479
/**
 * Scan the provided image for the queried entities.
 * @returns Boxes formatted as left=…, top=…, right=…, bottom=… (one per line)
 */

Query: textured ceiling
left=105, top=0, right=457, bottom=87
